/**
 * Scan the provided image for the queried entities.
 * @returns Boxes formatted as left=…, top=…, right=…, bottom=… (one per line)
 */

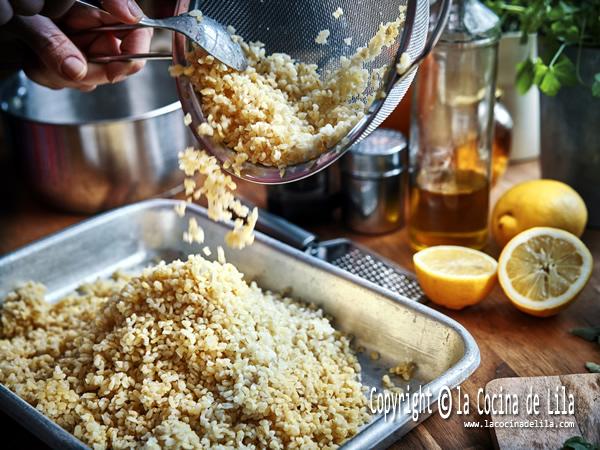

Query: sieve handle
left=397, top=0, right=452, bottom=79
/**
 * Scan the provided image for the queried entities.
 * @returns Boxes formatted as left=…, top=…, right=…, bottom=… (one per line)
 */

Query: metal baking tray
left=0, top=199, right=480, bottom=449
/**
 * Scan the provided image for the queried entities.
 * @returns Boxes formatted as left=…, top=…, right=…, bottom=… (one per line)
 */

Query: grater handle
left=253, top=208, right=317, bottom=250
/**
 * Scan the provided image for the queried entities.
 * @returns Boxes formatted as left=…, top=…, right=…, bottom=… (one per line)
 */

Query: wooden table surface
left=1, top=160, right=599, bottom=449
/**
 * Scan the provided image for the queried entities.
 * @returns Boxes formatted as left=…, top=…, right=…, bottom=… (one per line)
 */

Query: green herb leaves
left=516, top=55, right=577, bottom=96
left=570, top=326, right=600, bottom=342
left=534, top=60, right=560, bottom=95
left=585, top=362, right=600, bottom=373
left=592, top=73, right=600, bottom=98
left=569, top=325, right=600, bottom=374
left=516, top=58, right=535, bottom=94
left=562, top=436, right=600, bottom=450
left=485, top=0, right=600, bottom=97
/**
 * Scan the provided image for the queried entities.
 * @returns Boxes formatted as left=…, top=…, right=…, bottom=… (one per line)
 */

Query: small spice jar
left=341, top=128, right=407, bottom=234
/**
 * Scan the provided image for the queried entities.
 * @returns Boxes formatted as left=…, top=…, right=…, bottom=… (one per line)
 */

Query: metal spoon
left=74, top=0, right=247, bottom=71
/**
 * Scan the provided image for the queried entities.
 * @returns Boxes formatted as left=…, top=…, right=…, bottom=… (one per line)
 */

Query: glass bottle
left=491, top=98, right=513, bottom=186
left=408, top=0, right=500, bottom=250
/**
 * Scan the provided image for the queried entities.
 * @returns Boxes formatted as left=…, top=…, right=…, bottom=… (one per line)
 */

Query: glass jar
left=408, top=0, right=500, bottom=250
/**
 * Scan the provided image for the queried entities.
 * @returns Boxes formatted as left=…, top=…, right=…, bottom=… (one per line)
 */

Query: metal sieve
left=173, top=0, right=451, bottom=184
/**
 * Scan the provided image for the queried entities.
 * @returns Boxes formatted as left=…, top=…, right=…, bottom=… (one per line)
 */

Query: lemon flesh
left=414, top=246, right=498, bottom=310
left=498, top=227, right=593, bottom=317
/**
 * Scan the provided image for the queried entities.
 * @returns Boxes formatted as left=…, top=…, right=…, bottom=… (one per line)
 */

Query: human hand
left=3, top=0, right=152, bottom=90
left=0, top=0, right=76, bottom=25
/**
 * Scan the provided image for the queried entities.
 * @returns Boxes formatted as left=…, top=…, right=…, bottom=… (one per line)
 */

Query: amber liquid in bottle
left=409, top=169, right=490, bottom=250
left=407, top=0, right=500, bottom=251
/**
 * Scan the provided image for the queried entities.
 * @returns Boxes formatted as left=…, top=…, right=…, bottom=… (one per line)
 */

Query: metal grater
left=255, top=209, right=427, bottom=303
left=327, top=246, right=425, bottom=302
left=309, top=239, right=426, bottom=302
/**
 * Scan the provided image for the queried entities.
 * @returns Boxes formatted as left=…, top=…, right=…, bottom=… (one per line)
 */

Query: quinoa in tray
left=0, top=256, right=370, bottom=449
left=0, top=8, right=416, bottom=449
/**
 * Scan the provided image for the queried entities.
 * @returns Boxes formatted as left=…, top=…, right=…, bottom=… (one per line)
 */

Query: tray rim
left=0, top=199, right=480, bottom=450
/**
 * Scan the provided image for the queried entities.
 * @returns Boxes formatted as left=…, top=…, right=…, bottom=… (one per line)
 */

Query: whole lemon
left=492, top=179, right=587, bottom=248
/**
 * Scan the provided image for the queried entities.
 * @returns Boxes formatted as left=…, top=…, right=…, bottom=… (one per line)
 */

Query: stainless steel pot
left=0, top=61, right=194, bottom=213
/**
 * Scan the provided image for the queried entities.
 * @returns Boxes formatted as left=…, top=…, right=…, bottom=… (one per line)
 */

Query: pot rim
left=0, top=71, right=183, bottom=127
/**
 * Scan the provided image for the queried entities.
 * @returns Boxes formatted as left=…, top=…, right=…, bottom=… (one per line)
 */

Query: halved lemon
left=413, top=246, right=498, bottom=310
left=498, top=227, right=593, bottom=317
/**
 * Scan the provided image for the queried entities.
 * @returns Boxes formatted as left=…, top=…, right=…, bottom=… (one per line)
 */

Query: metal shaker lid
left=341, top=128, right=407, bottom=178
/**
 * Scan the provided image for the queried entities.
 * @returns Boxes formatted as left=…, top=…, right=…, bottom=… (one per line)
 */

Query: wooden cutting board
left=486, top=373, right=600, bottom=450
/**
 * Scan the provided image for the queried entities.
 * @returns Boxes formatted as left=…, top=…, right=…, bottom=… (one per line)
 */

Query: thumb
left=16, top=15, right=87, bottom=81
left=100, top=0, right=144, bottom=24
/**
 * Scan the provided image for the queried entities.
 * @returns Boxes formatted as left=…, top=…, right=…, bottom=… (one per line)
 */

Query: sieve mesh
left=174, top=0, right=442, bottom=183
left=198, top=0, right=408, bottom=74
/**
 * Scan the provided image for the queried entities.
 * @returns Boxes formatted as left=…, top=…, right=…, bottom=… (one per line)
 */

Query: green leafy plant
left=484, top=0, right=600, bottom=97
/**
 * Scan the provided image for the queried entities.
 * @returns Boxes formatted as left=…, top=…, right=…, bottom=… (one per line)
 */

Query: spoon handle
left=83, top=23, right=152, bottom=31
left=87, top=53, right=172, bottom=63
left=74, top=0, right=103, bottom=10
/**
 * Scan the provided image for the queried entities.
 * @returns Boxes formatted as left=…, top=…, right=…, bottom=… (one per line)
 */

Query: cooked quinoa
left=381, top=375, right=404, bottom=395
left=395, top=52, right=411, bottom=75
left=315, top=29, right=331, bottom=45
left=177, top=147, right=258, bottom=250
left=169, top=11, right=405, bottom=169
left=0, top=256, right=371, bottom=449
left=389, top=361, right=416, bottom=381
left=188, top=9, right=203, bottom=23
left=171, top=13, right=405, bottom=250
